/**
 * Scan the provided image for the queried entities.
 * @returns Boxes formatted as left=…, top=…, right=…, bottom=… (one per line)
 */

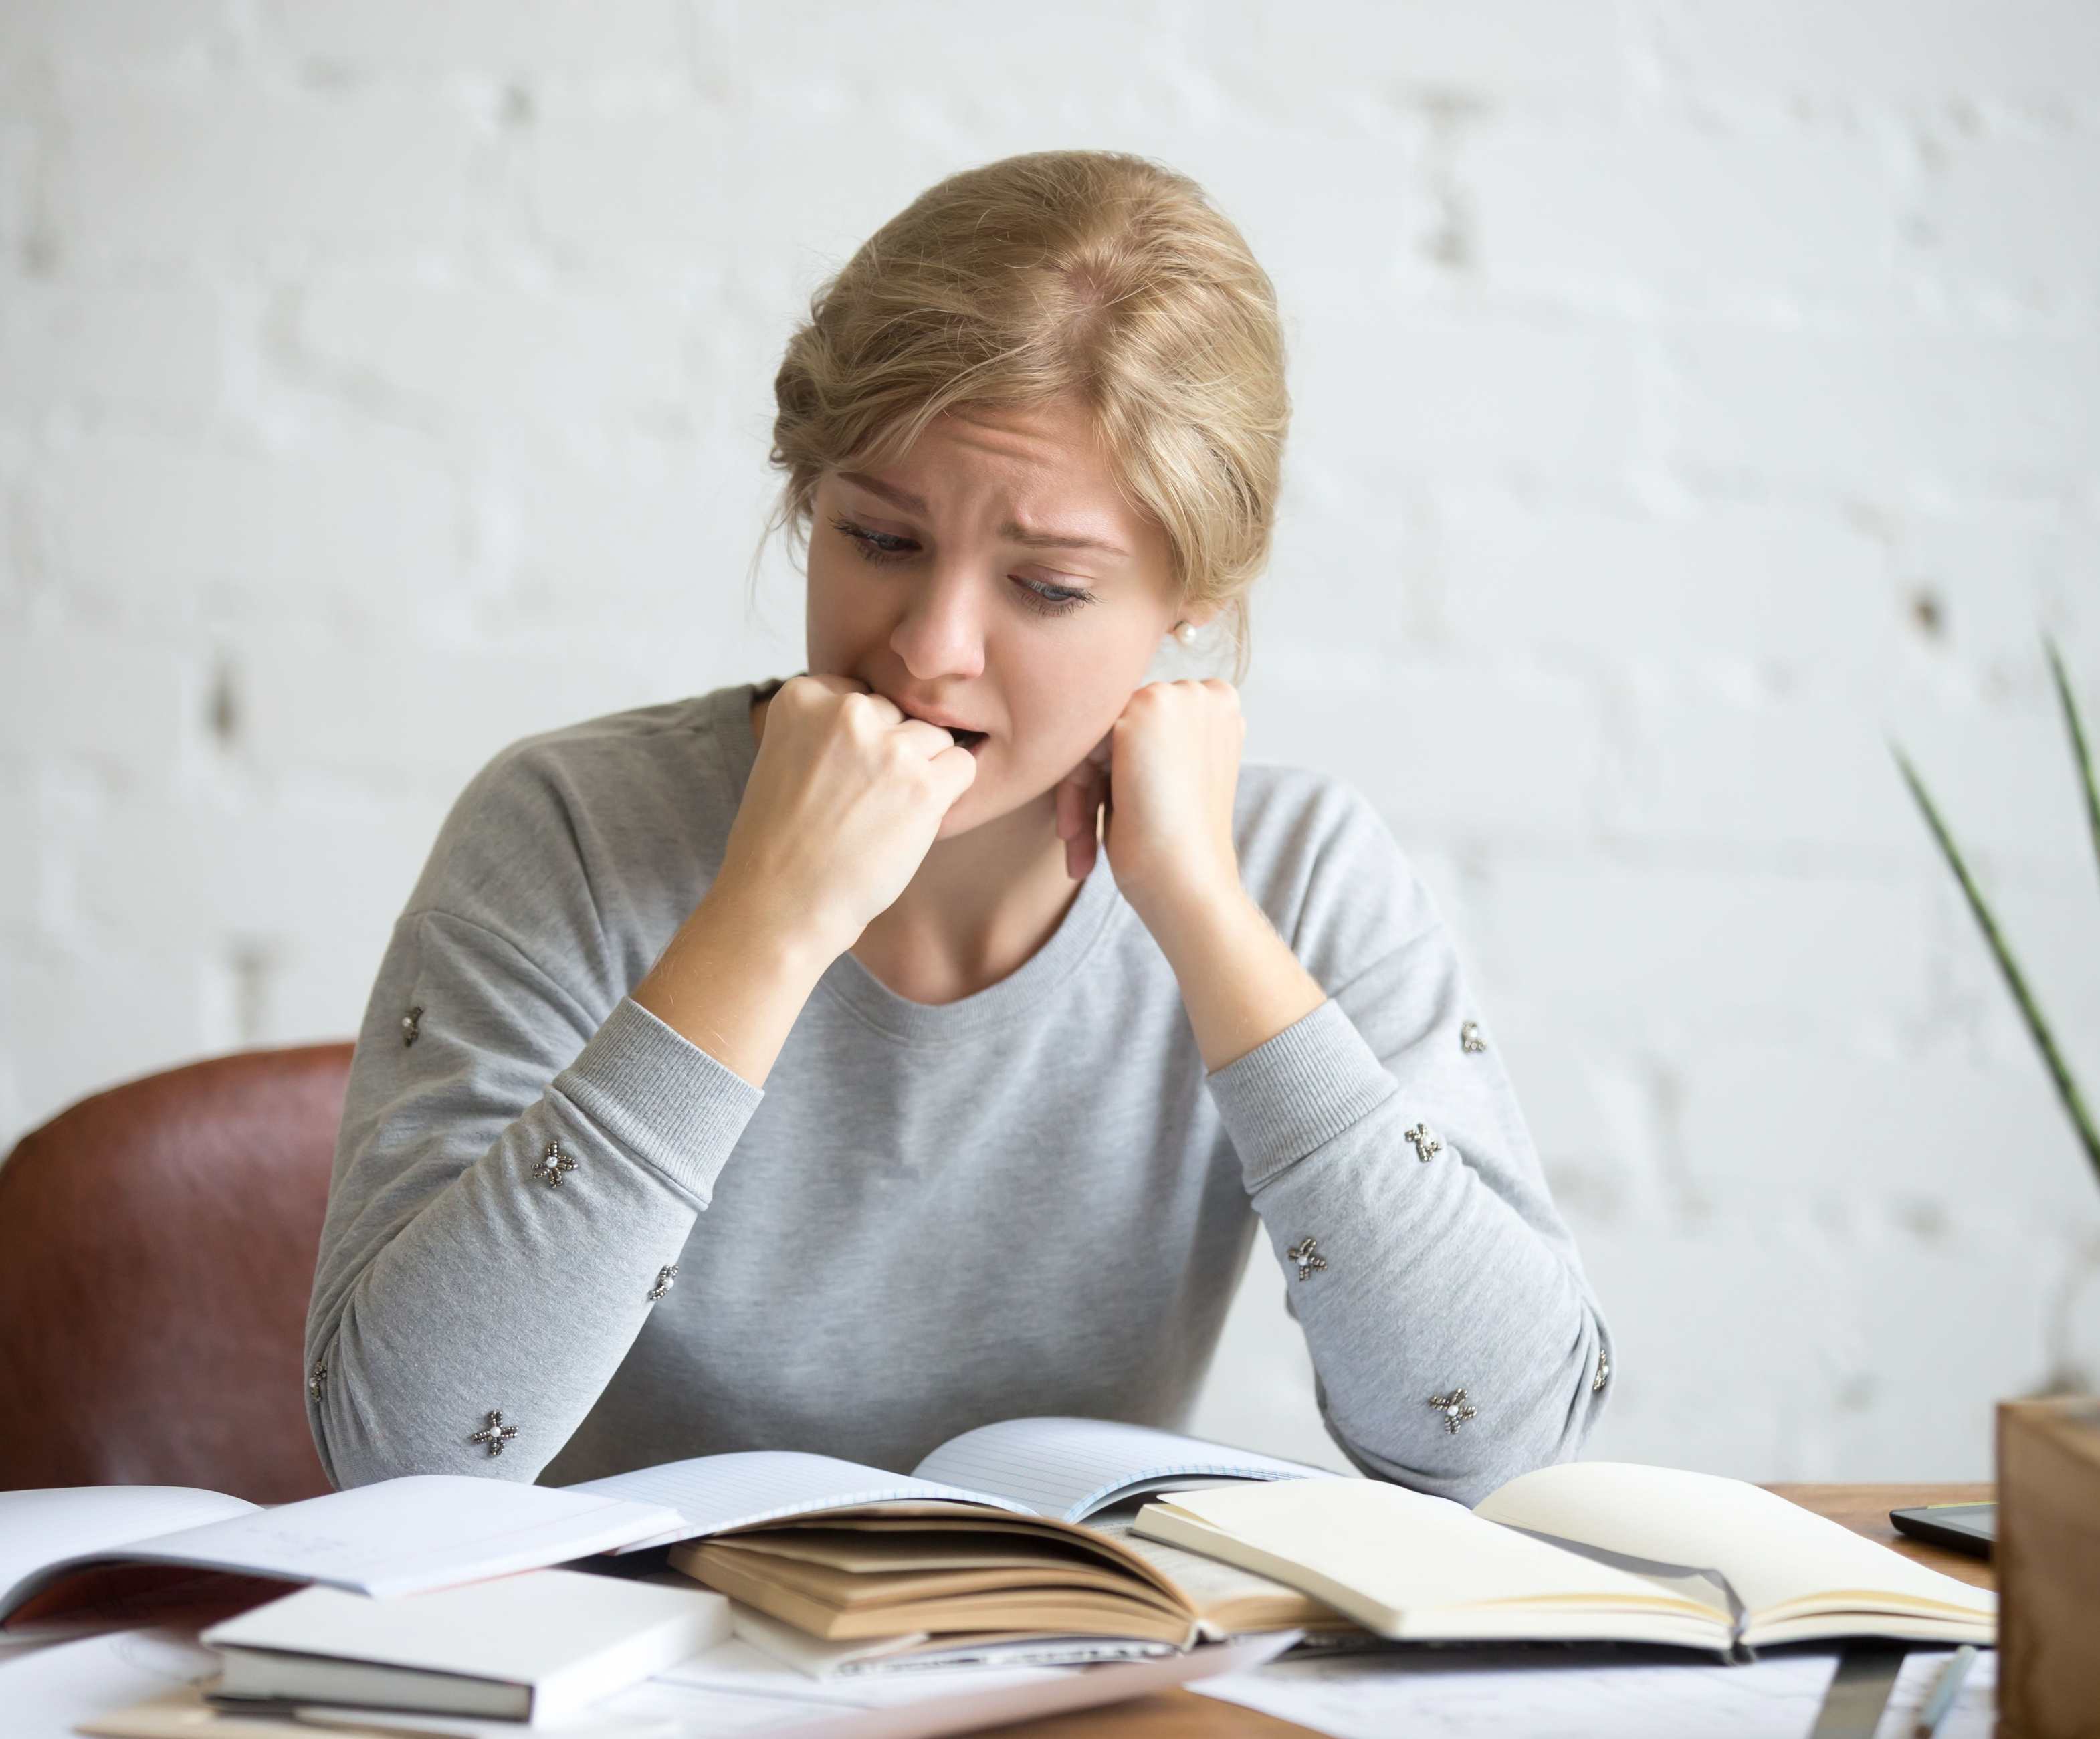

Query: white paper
left=1193, top=1643, right=1998, bottom=1739
left=0, top=1624, right=219, bottom=1739
left=1197, top=1645, right=1837, bottom=1738
left=1871, top=1647, right=1997, bottom=1739
left=909, top=1417, right=1330, bottom=1522
left=597, top=1632, right=1291, bottom=1738
left=655, top=1637, right=1068, bottom=1709
left=593, top=1637, right=1090, bottom=1738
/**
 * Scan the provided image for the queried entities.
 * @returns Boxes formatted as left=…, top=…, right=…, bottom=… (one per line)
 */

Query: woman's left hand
left=1059, top=678, right=1328, bottom=1071
left=1054, top=679, right=1246, bottom=936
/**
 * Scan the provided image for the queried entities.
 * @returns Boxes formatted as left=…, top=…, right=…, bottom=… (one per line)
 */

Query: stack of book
left=605, top=1417, right=1994, bottom=1661
left=7, top=1416, right=1998, bottom=1733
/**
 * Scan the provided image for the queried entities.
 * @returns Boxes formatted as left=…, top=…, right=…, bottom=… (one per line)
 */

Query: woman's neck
left=852, top=800, right=1086, bottom=1005
left=750, top=692, right=1089, bottom=1007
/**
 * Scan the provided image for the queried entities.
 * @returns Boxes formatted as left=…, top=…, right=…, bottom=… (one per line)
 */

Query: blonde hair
left=770, top=151, right=1288, bottom=675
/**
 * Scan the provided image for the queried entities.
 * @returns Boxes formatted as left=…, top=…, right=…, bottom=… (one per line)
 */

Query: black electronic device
left=1888, top=1502, right=1995, bottom=1560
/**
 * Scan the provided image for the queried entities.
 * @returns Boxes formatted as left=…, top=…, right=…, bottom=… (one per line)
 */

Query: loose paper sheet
left=1192, top=1642, right=1997, bottom=1739
left=0, top=1624, right=219, bottom=1739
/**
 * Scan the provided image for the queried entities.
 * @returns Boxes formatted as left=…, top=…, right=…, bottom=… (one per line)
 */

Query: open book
left=1132, top=1461, right=1997, bottom=1654
left=583, top=1417, right=1350, bottom=1652
left=1, top=1418, right=1335, bottom=1649
left=570, top=1415, right=1328, bottom=1538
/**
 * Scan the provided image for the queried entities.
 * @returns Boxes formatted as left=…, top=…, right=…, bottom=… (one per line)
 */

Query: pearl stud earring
left=1173, top=620, right=1200, bottom=647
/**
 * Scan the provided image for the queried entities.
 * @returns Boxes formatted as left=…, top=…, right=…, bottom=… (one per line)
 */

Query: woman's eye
left=830, top=515, right=918, bottom=561
left=1013, top=575, right=1095, bottom=617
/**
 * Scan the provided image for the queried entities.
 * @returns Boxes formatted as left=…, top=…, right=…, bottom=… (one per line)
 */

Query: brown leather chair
left=0, top=1043, right=354, bottom=1502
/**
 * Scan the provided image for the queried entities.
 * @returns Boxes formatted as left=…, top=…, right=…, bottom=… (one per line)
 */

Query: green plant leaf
left=1895, top=747, right=2100, bottom=1191
left=2046, top=638, right=2100, bottom=892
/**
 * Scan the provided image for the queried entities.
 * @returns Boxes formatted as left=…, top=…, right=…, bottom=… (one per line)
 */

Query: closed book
left=202, top=1568, right=730, bottom=1723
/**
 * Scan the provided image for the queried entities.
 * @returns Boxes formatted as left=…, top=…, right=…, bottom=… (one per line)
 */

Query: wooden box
left=1997, top=1397, right=2100, bottom=1739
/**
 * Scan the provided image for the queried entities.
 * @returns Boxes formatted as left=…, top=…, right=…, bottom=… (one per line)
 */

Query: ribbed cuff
left=1205, top=998, right=1398, bottom=1191
left=552, top=997, right=764, bottom=1207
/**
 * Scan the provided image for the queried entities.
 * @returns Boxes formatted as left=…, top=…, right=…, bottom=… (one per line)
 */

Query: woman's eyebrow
left=999, top=521, right=1130, bottom=559
left=841, top=472, right=1129, bottom=560
left=837, top=473, right=928, bottom=514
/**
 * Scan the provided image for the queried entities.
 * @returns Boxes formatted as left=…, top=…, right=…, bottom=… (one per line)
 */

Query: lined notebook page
left=115, top=1476, right=681, bottom=1597
left=910, top=1419, right=1333, bottom=1522
left=576, top=1451, right=1032, bottom=1545
left=1, top=1486, right=258, bottom=1614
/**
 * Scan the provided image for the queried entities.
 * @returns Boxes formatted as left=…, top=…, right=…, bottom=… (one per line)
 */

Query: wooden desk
left=1765, top=1483, right=1994, bottom=1592
left=982, top=1483, right=1996, bottom=1739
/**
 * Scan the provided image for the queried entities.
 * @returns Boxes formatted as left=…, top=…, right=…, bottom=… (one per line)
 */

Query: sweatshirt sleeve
left=1206, top=771, right=1611, bottom=1505
left=304, top=743, right=762, bottom=1489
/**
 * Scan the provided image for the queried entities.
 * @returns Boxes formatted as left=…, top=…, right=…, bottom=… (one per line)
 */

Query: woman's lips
left=890, top=700, right=988, bottom=754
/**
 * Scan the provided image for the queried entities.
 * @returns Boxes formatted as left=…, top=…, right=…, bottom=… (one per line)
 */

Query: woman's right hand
left=633, top=676, right=976, bottom=1085
left=713, top=674, right=978, bottom=959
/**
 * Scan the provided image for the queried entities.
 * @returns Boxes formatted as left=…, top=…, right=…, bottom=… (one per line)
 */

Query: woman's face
left=806, top=395, right=1193, bottom=841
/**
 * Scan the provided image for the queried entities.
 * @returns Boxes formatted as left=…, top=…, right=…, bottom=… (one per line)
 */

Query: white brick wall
left=3, top=0, right=2097, bottom=1484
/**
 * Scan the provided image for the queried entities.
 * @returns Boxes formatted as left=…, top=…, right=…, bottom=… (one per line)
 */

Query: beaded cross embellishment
left=1287, top=1238, right=1328, bottom=1280
left=1427, top=1389, right=1477, bottom=1434
left=533, top=1141, right=579, bottom=1188
left=469, top=1410, right=519, bottom=1457
left=1404, top=1124, right=1441, bottom=1162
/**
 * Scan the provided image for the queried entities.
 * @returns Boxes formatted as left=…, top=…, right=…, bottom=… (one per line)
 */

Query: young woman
left=306, top=152, right=1610, bottom=1507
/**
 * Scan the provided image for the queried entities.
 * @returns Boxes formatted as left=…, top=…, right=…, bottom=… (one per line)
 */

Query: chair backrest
left=0, top=1043, right=354, bottom=1502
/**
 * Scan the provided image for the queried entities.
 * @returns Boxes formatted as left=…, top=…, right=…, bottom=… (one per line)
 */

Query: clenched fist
left=720, top=674, right=979, bottom=958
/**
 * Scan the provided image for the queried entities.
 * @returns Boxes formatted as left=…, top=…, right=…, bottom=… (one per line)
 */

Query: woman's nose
left=889, top=565, right=988, bottom=682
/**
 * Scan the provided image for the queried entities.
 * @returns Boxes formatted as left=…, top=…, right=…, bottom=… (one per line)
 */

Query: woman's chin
left=931, top=776, right=1055, bottom=846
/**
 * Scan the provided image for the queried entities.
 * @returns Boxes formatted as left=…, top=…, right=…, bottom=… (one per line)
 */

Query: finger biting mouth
left=892, top=700, right=988, bottom=754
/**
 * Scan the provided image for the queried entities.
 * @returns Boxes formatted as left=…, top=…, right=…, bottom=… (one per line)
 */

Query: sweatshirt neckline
left=706, top=680, right=1126, bottom=1045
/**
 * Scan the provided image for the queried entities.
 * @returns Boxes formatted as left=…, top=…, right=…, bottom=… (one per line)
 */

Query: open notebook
left=0, top=1479, right=681, bottom=1623
left=1132, top=1461, right=1996, bottom=1654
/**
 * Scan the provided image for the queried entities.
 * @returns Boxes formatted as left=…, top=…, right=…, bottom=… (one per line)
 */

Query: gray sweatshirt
left=306, top=680, right=1610, bottom=1504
